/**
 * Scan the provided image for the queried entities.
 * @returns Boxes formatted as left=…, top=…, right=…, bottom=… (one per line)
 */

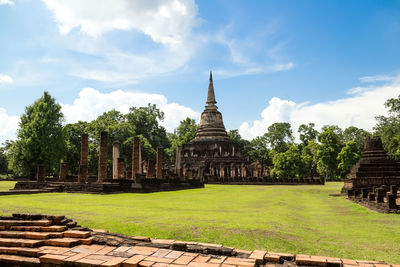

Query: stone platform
left=8, top=178, right=204, bottom=194
left=0, top=214, right=396, bottom=267
left=206, top=177, right=324, bottom=185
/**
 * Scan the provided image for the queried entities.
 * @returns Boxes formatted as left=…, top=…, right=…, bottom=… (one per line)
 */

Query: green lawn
left=0, top=182, right=399, bottom=263
left=0, top=181, right=16, bottom=191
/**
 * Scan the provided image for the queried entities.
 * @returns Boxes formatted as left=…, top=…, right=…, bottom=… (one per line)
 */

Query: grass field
left=0, top=181, right=16, bottom=191
left=0, top=182, right=399, bottom=263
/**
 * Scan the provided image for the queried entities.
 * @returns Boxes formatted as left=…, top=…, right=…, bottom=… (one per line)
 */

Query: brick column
left=78, top=134, right=88, bottom=183
left=97, top=131, right=108, bottom=182
left=117, top=157, right=125, bottom=179
left=59, top=163, right=68, bottom=181
left=132, top=137, right=141, bottom=179
left=78, top=165, right=88, bottom=183
left=156, top=147, right=163, bottom=179
left=112, top=141, right=120, bottom=179
left=146, top=159, right=155, bottom=178
left=37, top=165, right=46, bottom=182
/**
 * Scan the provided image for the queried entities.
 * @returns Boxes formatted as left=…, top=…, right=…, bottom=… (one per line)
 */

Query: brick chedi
left=176, top=72, right=248, bottom=182
left=342, top=136, right=400, bottom=194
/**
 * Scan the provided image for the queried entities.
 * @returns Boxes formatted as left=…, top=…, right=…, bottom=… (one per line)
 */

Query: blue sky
left=1, top=0, right=400, bottom=142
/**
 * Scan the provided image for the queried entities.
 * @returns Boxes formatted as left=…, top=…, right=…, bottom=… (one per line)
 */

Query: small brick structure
left=0, top=213, right=394, bottom=267
left=342, top=136, right=400, bottom=213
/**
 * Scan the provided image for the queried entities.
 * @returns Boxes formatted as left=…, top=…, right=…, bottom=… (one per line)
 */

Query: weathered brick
left=0, top=254, right=40, bottom=265
left=151, top=239, right=175, bottom=245
left=127, top=246, right=158, bottom=256
left=174, top=255, right=196, bottom=265
left=188, top=262, right=221, bottom=267
left=101, top=257, right=126, bottom=267
left=122, top=255, right=147, bottom=267
left=139, top=260, right=155, bottom=266
left=208, top=256, right=227, bottom=264
left=133, top=236, right=151, bottom=242
left=76, top=257, right=107, bottom=265
left=64, top=252, right=90, bottom=263
left=96, top=246, right=117, bottom=255
left=152, top=249, right=172, bottom=257
left=63, top=230, right=91, bottom=238
left=44, top=237, right=81, bottom=247
left=0, top=237, right=44, bottom=248
left=39, top=254, right=69, bottom=264
left=165, top=250, right=184, bottom=259
left=193, top=255, right=211, bottom=263
left=144, top=256, right=175, bottom=263
left=223, top=257, right=256, bottom=267
left=249, top=250, right=266, bottom=264
left=308, top=256, right=328, bottom=267
left=265, top=253, right=280, bottom=263
left=342, top=258, right=359, bottom=265
left=0, top=246, right=39, bottom=257
left=71, top=244, right=105, bottom=254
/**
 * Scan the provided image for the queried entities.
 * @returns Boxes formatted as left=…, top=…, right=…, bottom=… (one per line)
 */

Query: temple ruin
left=175, top=72, right=324, bottom=185
left=342, top=136, right=400, bottom=213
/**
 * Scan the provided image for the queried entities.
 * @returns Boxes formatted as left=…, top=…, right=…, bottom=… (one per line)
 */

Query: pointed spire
left=206, top=71, right=217, bottom=106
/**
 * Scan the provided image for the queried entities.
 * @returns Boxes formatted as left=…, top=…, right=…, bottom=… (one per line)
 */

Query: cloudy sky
left=1, top=0, right=400, bottom=143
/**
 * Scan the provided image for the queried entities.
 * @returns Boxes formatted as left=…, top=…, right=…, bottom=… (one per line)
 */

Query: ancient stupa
left=175, top=72, right=249, bottom=180
left=342, top=136, right=400, bottom=193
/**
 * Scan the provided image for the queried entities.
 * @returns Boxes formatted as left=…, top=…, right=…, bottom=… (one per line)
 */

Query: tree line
left=0, top=92, right=399, bottom=180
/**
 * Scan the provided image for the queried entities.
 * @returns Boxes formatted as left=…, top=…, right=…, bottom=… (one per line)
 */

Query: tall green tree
left=374, top=94, right=400, bottom=159
left=247, top=136, right=272, bottom=167
left=63, top=121, right=89, bottom=174
left=316, top=127, right=342, bottom=180
left=10, top=91, right=65, bottom=175
left=270, top=144, right=308, bottom=179
left=298, top=123, right=319, bottom=146
left=343, top=126, right=371, bottom=153
left=125, top=104, right=170, bottom=151
left=167, top=118, right=198, bottom=159
left=337, top=141, right=360, bottom=178
left=265, top=122, right=294, bottom=154
left=228, top=129, right=250, bottom=158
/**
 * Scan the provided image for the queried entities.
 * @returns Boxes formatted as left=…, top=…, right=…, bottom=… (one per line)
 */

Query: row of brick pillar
left=36, top=131, right=164, bottom=183
left=348, top=185, right=398, bottom=209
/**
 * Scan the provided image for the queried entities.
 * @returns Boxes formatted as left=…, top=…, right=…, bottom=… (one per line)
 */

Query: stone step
left=0, top=231, right=64, bottom=239
left=0, top=254, right=40, bottom=266
left=0, top=238, right=44, bottom=248
left=10, top=225, right=67, bottom=232
left=43, top=237, right=82, bottom=247
left=0, top=220, right=52, bottom=228
left=0, top=246, right=40, bottom=257
left=63, top=230, right=91, bottom=239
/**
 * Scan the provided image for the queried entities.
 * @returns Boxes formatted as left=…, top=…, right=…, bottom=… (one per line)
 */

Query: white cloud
left=0, top=107, right=19, bottom=144
left=42, top=0, right=198, bottom=44
left=0, top=74, right=13, bottom=84
left=239, top=82, right=400, bottom=140
left=0, top=0, right=14, bottom=6
left=359, top=75, right=395, bottom=83
left=42, top=0, right=200, bottom=84
left=61, top=88, right=200, bottom=132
